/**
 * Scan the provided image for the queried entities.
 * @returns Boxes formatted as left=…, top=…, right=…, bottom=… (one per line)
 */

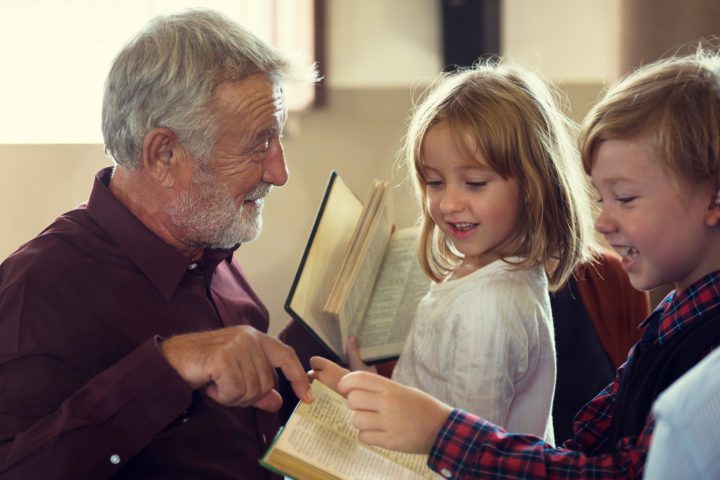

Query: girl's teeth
left=617, top=246, right=638, bottom=257
left=453, top=223, right=473, bottom=231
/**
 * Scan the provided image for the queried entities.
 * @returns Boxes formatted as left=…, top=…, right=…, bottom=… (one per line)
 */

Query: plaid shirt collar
left=639, top=271, right=720, bottom=346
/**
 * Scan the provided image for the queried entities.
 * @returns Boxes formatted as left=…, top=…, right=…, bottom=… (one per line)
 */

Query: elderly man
left=0, top=9, right=315, bottom=479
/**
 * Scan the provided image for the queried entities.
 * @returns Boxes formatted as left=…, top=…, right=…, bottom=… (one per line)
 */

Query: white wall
left=502, top=0, right=621, bottom=83
left=326, top=0, right=442, bottom=88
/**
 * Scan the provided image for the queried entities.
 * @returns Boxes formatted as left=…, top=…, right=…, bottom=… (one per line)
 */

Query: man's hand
left=160, top=325, right=312, bottom=412
left=338, top=371, right=453, bottom=454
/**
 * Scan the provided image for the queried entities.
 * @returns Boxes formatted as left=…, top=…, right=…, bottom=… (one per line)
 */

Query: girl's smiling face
left=591, top=134, right=720, bottom=292
left=422, top=122, right=522, bottom=276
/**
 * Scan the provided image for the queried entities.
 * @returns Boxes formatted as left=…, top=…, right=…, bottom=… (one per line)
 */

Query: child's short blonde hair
left=403, top=60, right=595, bottom=289
left=580, top=49, right=720, bottom=189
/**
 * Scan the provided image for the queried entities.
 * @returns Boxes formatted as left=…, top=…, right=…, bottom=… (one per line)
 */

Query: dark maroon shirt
left=0, top=168, right=280, bottom=479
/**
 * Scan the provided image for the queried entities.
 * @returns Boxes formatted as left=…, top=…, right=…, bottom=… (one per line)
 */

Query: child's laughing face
left=591, top=134, right=720, bottom=292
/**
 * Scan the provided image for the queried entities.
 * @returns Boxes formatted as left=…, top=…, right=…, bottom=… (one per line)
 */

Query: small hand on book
left=309, top=356, right=453, bottom=454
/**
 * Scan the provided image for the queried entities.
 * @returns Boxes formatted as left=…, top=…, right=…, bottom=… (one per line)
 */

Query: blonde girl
left=347, top=59, right=595, bottom=442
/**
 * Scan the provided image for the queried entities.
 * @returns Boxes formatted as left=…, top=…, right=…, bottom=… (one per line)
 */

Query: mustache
left=246, top=182, right=272, bottom=200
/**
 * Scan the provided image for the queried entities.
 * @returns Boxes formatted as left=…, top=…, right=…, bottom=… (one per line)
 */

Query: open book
left=260, top=381, right=443, bottom=480
left=285, top=171, right=429, bottom=363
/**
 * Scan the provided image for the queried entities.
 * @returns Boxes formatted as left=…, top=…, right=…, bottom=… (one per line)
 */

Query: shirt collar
left=86, top=167, right=239, bottom=300
left=639, top=271, right=720, bottom=345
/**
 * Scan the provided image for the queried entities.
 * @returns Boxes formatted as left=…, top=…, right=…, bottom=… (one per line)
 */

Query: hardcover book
left=284, top=171, right=428, bottom=363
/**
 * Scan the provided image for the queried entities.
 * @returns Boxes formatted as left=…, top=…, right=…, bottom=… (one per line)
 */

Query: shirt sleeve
left=563, top=362, right=624, bottom=453
left=429, top=354, right=653, bottom=478
left=0, top=283, right=193, bottom=479
left=429, top=408, right=652, bottom=479
left=644, top=348, right=720, bottom=479
left=428, top=400, right=653, bottom=480
left=642, top=412, right=693, bottom=479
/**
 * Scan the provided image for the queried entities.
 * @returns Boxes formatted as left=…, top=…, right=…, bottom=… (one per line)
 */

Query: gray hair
left=102, top=8, right=317, bottom=169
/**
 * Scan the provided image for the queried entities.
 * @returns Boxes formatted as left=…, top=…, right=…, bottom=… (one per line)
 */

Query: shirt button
left=110, top=454, right=121, bottom=465
left=440, top=468, right=452, bottom=478
left=188, top=263, right=198, bottom=270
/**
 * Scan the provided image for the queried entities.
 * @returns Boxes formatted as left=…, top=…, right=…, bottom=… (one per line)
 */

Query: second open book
left=260, top=380, right=442, bottom=479
left=285, top=171, right=429, bottom=364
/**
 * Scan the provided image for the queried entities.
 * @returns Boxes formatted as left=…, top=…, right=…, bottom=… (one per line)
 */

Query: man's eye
left=254, top=139, right=270, bottom=153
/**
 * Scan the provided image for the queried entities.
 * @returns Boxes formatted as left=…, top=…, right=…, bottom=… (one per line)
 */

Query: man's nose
left=263, top=143, right=288, bottom=187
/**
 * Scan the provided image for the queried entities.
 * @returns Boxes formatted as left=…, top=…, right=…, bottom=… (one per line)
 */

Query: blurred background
left=1, top=0, right=718, bottom=334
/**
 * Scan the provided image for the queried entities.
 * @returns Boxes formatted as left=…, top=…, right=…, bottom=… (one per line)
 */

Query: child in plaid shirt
left=312, top=48, right=720, bottom=479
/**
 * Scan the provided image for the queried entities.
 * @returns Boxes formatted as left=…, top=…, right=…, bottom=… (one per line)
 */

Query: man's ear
left=142, top=128, right=185, bottom=187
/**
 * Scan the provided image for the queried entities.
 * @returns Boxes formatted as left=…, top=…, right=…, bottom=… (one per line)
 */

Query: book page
left=325, top=181, right=386, bottom=309
left=332, top=185, right=385, bottom=285
left=268, top=381, right=441, bottom=479
left=336, top=197, right=393, bottom=351
left=358, top=226, right=429, bottom=361
left=286, top=173, right=363, bottom=357
left=322, top=180, right=394, bottom=360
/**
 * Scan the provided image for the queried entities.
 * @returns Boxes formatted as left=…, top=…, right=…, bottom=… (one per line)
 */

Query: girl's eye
left=466, top=181, right=487, bottom=188
left=617, top=196, right=636, bottom=205
left=426, top=180, right=443, bottom=188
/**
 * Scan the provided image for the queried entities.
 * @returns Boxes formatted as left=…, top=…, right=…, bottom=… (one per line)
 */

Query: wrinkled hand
left=338, top=371, right=453, bottom=454
left=160, top=325, right=312, bottom=412
left=345, top=336, right=378, bottom=374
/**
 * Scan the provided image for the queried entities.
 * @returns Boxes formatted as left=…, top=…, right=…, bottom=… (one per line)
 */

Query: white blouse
left=392, top=258, right=556, bottom=443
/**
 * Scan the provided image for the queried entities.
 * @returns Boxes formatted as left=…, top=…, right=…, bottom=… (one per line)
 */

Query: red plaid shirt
left=428, top=271, right=720, bottom=479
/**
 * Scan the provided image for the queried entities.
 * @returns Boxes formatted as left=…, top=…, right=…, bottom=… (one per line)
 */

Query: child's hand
left=346, top=336, right=378, bottom=373
left=337, top=371, right=453, bottom=454
left=309, top=356, right=349, bottom=393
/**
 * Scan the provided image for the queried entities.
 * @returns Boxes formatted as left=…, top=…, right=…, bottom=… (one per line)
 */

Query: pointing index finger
left=263, top=336, right=313, bottom=403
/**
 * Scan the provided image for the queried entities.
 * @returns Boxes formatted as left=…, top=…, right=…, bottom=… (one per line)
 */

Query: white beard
left=167, top=169, right=271, bottom=249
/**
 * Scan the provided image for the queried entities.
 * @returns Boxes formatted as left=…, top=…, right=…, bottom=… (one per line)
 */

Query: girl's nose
left=439, top=187, right=464, bottom=214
